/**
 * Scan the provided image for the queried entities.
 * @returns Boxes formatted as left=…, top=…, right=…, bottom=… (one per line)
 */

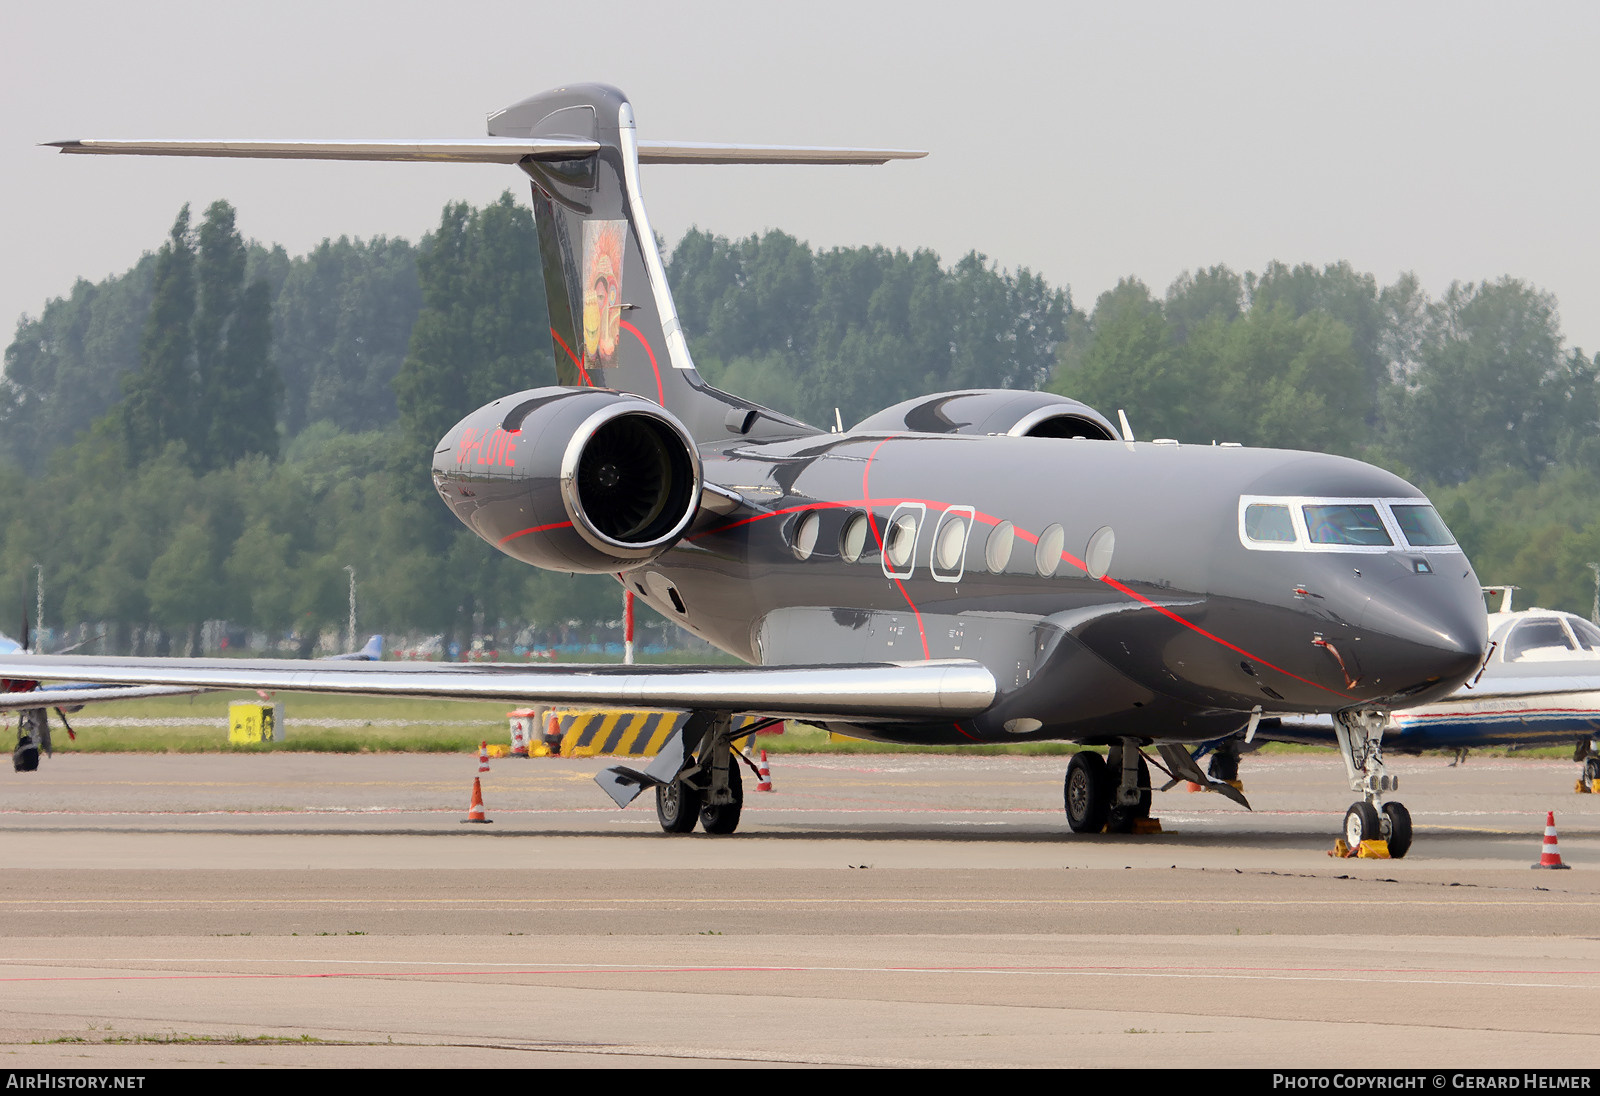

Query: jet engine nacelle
left=852, top=389, right=1119, bottom=440
left=433, top=387, right=702, bottom=574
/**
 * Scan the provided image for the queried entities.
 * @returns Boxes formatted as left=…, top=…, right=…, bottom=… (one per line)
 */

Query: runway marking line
left=1, top=961, right=1596, bottom=993
left=1, top=897, right=1595, bottom=907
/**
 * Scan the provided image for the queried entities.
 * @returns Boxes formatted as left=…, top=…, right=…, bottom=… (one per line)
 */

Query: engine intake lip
left=559, top=400, right=701, bottom=555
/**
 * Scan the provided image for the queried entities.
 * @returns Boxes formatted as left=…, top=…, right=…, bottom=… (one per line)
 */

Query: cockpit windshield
left=1238, top=497, right=1459, bottom=554
left=1304, top=504, right=1392, bottom=546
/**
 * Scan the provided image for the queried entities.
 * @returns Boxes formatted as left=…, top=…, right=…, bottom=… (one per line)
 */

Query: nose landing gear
left=1334, top=709, right=1411, bottom=858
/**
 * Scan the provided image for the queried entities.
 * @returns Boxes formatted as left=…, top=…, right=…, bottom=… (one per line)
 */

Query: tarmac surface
left=2, top=749, right=1599, bottom=1068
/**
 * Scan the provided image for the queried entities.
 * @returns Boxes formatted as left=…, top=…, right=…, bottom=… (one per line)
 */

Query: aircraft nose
left=1358, top=576, right=1487, bottom=700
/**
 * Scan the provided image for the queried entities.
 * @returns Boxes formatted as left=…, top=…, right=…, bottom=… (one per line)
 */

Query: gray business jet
left=7, top=84, right=1488, bottom=852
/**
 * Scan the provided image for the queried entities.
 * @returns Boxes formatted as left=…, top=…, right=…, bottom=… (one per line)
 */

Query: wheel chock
left=1355, top=839, right=1391, bottom=859
left=1329, top=838, right=1351, bottom=858
left=1575, top=778, right=1592, bottom=795
left=1132, top=817, right=1163, bottom=835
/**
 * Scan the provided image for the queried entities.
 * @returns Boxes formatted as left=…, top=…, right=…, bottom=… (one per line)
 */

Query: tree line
left=3, top=192, right=1599, bottom=652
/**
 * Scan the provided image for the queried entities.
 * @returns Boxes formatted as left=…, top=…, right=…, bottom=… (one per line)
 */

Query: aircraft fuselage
left=437, top=408, right=1487, bottom=747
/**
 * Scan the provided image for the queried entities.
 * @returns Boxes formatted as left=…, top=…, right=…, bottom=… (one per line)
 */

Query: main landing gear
left=12, top=709, right=47, bottom=772
left=1334, top=709, right=1412, bottom=858
left=1575, top=737, right=1600, bottom=794
left=653, top=711, right=748, bottom=835
left=1064, top=741, right=1151, bottom=834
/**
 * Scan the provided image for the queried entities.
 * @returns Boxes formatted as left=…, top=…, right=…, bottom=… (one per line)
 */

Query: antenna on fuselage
left=1117, top=409, right=1135, bottom=442
left=834, top=408, right=843, bottom=433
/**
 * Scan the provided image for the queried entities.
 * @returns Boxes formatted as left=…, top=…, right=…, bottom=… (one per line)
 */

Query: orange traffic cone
left=1532, top=811, right=1569, bottom=869
left=545, top=713, right=562, bottom=756
left=756, top=749, right=773, bottom=792
left=462, top=777, right=492, bottom=824
left=478, top=740, right=490, bottom=773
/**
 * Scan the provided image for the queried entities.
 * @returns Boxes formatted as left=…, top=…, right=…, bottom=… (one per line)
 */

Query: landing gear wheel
left=1381, top=802, right=1412, bottom=859
left=1207, top=747, right=1239, bottom=784
left=1105, top=755, right=1152, bottom=834
left=656, top=779, right=703, bottom=833
left=1344, top=801, right=1381, bottom=847
left=699, top=757, right=743, bottom=835
left=1064, top=751, right=1111, bottom=834
left=13, top=736, right=38, bottom=773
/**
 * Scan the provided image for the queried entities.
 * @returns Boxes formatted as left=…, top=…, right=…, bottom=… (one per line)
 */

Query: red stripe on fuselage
left=862, top=437, right=930, bottom=660
left=499, top=521, right=574, bottom=545
left=550, top=328, right=592, bottom=387
left=688, top=467, right=1353, bottom=700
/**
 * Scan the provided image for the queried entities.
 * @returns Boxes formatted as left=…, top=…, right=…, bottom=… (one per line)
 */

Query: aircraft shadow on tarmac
left=3, top=822, right=1562, bottom=849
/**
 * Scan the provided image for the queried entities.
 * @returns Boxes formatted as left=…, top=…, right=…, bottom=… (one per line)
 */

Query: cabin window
left=885, top=517, right=916, bottom=569
left=791, top=510, right=820, bottom=561
left=1244, top=503, right=1296, bottom=544
left=881, top=503, right=925, bottom=579
left=840, top=511, right=869, bottom=563
left=1303, top=504, right=1392, bottom=547
left=1084, top=525, right=1115, bottom=579
left=986, top=521, right=1015, bottom=573
left=1390, top=504, right=1455, bottom=547
left=1035, top=524, right=1066, bottom=577
left=931, top=506, right=974, bottom=583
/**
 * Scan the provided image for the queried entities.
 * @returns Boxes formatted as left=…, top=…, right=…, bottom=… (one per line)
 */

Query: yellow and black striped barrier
left=544, top=710, right=766, bottom=757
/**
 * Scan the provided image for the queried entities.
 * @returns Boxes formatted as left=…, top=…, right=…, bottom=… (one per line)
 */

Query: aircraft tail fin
left=489, top=84, right=921, bottom=442
left=49, top=83, right=924, bottom=442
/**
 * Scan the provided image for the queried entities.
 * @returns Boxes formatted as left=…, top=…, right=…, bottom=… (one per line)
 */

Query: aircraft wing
left=0, top=654, right=996, bottom=721
left=0, top=683, right=206, bottom=712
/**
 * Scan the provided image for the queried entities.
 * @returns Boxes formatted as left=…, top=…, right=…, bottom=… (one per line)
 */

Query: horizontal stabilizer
left=637, top=142, right=926, bottom=165
left=46, top=138, right=924, bottom=167
left=45, top=138, right=600, bottom=162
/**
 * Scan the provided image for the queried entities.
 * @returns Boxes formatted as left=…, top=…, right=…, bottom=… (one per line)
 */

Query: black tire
left=1064, top=751, right=1110, bottom=834
left=699, top=756, right=743, bottom=835
left=1105, top=754, right=1152, bottom=834
left=656, top=778, right=703, bottom=833
left=1207, top=747, right=1239, bottom=783
left=1344, top=801, right=1381, bottom=847
left=1381, top=802, right=1413, bottom=859
left=13, top=738, right=38, bottom=773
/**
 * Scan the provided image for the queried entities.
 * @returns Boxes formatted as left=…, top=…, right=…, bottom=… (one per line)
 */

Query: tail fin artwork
left=50, top=83, right=924, bottom=443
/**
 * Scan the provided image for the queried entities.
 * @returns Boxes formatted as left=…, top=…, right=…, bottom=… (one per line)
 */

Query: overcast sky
left=5, top=1, right=1598, bottom=368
